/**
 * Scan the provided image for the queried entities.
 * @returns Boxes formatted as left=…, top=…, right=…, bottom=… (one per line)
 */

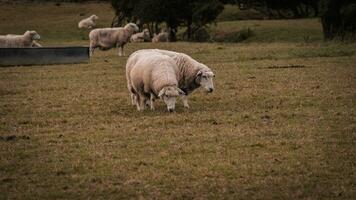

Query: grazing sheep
left=6, top=34, right=42, bottom=47
left=78, top=15, right=99, bottom=29
left=89, top=23, right=139, bottom=56
left=0, top=31, right=41, bottom=48
left=126, top=50, right=185, bottom=112
left=130, top=28, right=150, bottom=42
left=130, top=49, right=215, bottom=109
left=152, top=32, right=169, bottom=42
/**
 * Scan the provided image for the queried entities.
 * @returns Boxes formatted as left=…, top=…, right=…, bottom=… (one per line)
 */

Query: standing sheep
left=129, top=49, right=215, bottom=109
left=130, top=28, right=150, bottom=42
left=152, top=32, right=169, bottom=42
left=126, top=50, right=185, bottom=112
left=0, top=31, right=41, bottom=48
left=6, top=34, right=42, bottom=47
left=89, top=23, right=139, bottom=56
left=78, top=15, right=99, bottom=29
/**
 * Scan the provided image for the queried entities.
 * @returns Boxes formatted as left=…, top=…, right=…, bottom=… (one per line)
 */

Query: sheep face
left=91, top=15, right=99, bottom=20
left=28, top=31, right=40, bottom=40
left=125, top=23, right=139, bottom=34
left=196, top=70, right=215, bottom=93
left=158, top=86, right=185, bottom=112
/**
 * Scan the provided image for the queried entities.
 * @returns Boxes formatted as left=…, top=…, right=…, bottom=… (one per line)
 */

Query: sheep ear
left=158, top=88, right=166, bottom=98
left=196, top=71, right=203, bottom=77
left=176, top=87, right=186, bottom=95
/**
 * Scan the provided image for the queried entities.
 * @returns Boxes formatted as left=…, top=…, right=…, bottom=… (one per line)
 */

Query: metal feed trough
left=0, top=47, right=89, bottom=66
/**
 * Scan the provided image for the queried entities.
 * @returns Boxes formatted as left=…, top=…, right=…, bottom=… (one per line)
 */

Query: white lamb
left=130, top=28, right=150, bottom=42
left=152, top=32, right=169, bottom=42
left=89, top=23, right=139, bottom=56
left=126, top=50, right=185, bottom=112
left=128, top=49, right=215, bottom=109
left=78, top=15, right=99, bottom=29
left=0, top=31, right=41, bottom=48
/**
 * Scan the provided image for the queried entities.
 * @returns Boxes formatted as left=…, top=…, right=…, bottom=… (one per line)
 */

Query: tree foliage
left=232, top=0, right=356, bottom=40
left=319, top=0, right=356, bottom=40
left=233, top=0, right=319, bottom=18
left=111, top=0, right=224, bottom=41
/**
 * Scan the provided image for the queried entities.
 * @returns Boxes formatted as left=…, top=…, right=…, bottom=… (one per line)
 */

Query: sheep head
left=25, top=31, right=41, bottom=40
left=195, top=69, right=215, bottom=93
left=91, top=15, right=99, bottom=21
left=158, top=86, right=185, bottom=112
left=124, top=23, right=139, bottom=34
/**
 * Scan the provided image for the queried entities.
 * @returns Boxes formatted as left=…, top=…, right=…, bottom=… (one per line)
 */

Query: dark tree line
left=224, top=0, right=356, bottom=40
left=225, top=0, right=319, bottom=18
left=111, top=0, right=224, bottom=41
left=319, top=0, right=356, bottom=40
left=111, top=0, right=356, bottom=41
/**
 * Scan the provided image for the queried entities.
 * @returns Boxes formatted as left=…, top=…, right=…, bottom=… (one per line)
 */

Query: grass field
left=1, top=2, right=356, bottom=199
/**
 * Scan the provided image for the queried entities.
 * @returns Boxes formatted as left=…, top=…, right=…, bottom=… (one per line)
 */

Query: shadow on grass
left=258, top=65, right=309, bottom=69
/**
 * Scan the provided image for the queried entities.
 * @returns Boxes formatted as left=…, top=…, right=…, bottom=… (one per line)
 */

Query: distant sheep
left=152, top=32, right=169, bottom=43
left=130, top=49, right=215, bottom=109
left=6, top=34, right=42, bottom=47
left=130, top=28, right=150, bottom=42
left=0, top=31, right=41, bottom=48
left=89, top=23, right=139, bottom=56
left=126, top=50, right=185, bottom=112
left=78, top=15, right=99, bottom=29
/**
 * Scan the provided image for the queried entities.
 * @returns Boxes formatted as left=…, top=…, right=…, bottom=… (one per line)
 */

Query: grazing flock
left=0, top=14, right=215, bottom=112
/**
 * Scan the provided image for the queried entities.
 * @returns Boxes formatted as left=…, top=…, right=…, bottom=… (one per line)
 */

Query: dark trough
left=0, top=47, right=89, bottom=66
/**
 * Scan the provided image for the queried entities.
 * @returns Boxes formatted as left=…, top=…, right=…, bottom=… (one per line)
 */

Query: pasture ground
left=1, top=2, right=356, bottom=199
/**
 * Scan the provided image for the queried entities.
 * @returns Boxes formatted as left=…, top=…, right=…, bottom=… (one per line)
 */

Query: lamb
left=78, top=15, right=99, bottom=29
left=152, top=32, right=169, bottom=42
left=89, top=23, right=139, bottom=56
left=0, top=31, right=41, bottom=48
left=130, top=28, right=150, bottom=42
left=126, top=50, right=185, bottom=112
left=129, top=49, right=215, bottom=109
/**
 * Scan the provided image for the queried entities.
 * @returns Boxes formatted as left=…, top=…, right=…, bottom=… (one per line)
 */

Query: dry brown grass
left=0, top=2, right=356, bottom=200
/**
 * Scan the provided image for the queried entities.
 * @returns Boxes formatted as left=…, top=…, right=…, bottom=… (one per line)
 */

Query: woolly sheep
left=126, top=50, right=185, bottom=112
left=152, top=32, right=169, bottom=43
left=130, top=28, right=150, bottom=42
left=129, top=49, right=215, bottom=109
left=89, top=23, right=139, bottom=56
left=6, top=34, right=42, bottom=47
left=0, top=31, right=41, bottom=48
left=78, top=15, right=99, bottom=29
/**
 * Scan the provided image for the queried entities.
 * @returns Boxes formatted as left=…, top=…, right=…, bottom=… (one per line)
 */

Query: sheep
left=89, top=23, right=139, bottom=56
left=6, top=34, right=42, bottom=47
left=126, top=50, right=185, bottom=112
left=152, top=32, right=169, bottom=42
left=130, top=28, right=150, bottom=42
left=129, top=49, right=215, bottom=109
left=0, top=31, right=41, bottom=48
left=78, top=15, right=99, bottom=29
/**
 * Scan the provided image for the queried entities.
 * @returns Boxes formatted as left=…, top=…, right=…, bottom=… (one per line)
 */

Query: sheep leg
left=135, top=95, right=142, bottom=111
left=137, top=94, right=146, bottom=111
left=118, top=46, right=124, bottom=56
left=89, top=44, right=95, bottom=56
left=150, top=93, right=155, bottom=110
left=130, top=93, right=137, bottom=105
left=181, top=95, right=190, bottom=109
left=117, top=44, right=122, bottom=56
